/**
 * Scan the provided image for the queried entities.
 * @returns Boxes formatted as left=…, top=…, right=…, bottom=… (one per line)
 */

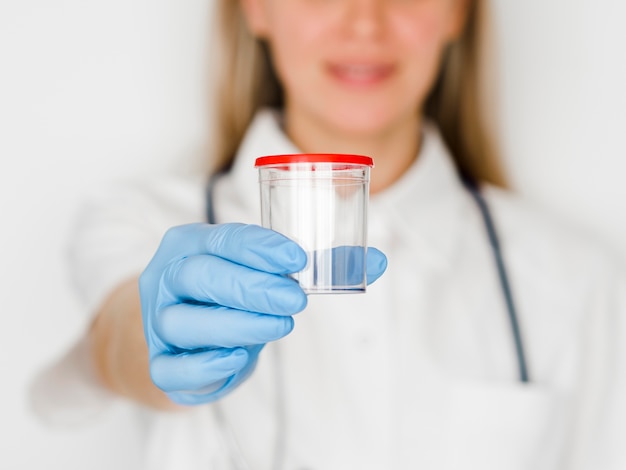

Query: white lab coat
left=32, top=109, right=626, bottom=470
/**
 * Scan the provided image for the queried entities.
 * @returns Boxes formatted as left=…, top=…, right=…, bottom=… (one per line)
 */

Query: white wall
left=0, top=1, right=214, bottom=468
left=1, top=1, right=625, bottom=468
left=491, top=0, right=626, bottom=255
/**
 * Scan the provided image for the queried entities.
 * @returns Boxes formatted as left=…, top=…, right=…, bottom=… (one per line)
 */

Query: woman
left=33, top=0, right=626, bottom=469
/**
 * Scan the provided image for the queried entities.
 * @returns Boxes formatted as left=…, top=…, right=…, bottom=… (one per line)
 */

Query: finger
left=366, top=247, right=388, bottom=285
left=155, top=304, right=294, bottom=349
left=165, top=344, right=264, bottom=405
left=150, top=348, right=249, bottom=393
left=160, top=223, right=307, bottom=274
left=163, top=254, right=308, bottom=315
left=327, top=246, right=367, bottom=286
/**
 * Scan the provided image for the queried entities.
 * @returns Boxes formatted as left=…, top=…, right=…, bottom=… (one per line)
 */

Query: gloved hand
left=139, top=223, right=387, bottom=405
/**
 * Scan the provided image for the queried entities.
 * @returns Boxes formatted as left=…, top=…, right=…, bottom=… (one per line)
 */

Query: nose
left=342, top=0, right=386, bottom=39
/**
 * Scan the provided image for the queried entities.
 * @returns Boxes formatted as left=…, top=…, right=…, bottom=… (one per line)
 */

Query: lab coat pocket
left=441, top=381, right=567, bottom=470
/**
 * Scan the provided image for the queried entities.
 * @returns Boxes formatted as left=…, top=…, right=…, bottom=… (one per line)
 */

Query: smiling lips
left=327, top=63, right=396, bottom=87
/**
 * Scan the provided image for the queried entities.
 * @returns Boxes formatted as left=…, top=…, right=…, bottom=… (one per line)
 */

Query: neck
left=284, top=110, right=421, bottom=194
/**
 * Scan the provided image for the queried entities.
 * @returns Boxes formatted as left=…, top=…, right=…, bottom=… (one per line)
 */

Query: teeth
left=345, top=65, right=375, bottom=73
left=338, top=65, right=382, bottom=78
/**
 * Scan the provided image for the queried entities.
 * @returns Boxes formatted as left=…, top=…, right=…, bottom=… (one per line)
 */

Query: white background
left=1, top=1, right=625, bottom=468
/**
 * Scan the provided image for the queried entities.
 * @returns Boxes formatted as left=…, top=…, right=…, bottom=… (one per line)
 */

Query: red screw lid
left=254, top=153, right=374, bottom=167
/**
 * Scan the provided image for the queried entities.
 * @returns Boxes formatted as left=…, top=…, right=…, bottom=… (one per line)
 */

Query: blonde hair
left=210, top=1, right=507, bottom=187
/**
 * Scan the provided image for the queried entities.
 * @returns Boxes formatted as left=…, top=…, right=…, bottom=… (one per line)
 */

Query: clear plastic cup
left=255, top=153, right=374, bottom=294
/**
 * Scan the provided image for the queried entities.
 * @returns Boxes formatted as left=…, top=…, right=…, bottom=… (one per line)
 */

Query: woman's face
left=242, top=0, right=469, bottom=136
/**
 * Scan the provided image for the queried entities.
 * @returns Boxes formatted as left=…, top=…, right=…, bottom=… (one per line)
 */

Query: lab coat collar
left=370, top=121, right=469, bottom=271
left=226, top=108, right=468, bottom=271
left=220, top=109, right=299, bottom=219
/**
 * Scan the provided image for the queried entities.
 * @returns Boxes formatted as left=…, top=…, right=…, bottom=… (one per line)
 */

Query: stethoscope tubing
left=461, top=175, right=530, bottom=384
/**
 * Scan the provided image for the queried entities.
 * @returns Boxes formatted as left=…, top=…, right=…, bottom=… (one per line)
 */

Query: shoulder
left=481, top=184, right=624, bottom=300
left=75, top=171, right=207, bottom=230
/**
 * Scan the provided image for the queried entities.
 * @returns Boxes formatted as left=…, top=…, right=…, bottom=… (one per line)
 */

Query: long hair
left=210, top=1, right=507, bottom=187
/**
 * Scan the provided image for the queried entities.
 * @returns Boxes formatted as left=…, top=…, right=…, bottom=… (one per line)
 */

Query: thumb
left=366, top=247, right=387, bottom=285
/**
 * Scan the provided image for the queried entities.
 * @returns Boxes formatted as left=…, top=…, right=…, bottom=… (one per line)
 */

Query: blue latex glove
left=139, top=223, right=387, bottom=405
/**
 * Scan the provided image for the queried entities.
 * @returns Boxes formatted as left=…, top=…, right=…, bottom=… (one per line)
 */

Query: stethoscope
left=205, top=169, right=530, bottom=469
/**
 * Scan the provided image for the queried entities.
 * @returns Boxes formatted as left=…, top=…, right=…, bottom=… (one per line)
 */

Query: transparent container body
left=258, top=161, right=371, bottom=294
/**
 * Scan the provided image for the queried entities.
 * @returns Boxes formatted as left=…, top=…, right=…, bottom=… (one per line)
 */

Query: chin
left=322, top=106, right=413, bottom=138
